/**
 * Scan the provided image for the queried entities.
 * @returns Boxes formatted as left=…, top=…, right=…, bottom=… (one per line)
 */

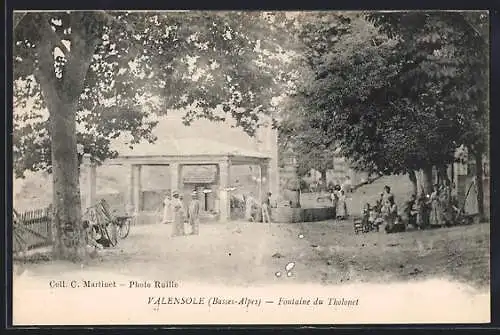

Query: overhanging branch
left=39, top=13, right=70, bottom=55
left=13, top=12, right=28, bottom=30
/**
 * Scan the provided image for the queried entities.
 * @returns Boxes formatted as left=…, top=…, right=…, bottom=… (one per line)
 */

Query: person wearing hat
left=171, top=190, right=185, bottom=237
left=187, top=190, right=201, bottom=235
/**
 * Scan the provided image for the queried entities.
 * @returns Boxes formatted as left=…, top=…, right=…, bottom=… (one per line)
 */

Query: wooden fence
left=13, top=206, right=53, bottom=253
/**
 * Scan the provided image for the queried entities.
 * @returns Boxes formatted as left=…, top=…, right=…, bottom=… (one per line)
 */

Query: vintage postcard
left=11, top=10, right=490, bottom=325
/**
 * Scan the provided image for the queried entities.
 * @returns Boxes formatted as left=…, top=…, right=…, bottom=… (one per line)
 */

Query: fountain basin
left=272, top=206, right=336, bottom=223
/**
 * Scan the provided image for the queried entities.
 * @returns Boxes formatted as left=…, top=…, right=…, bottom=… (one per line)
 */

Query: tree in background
left=277, top=101, right=334, bottom=190
left=292, top=11, right=488, bottom=209
left=368, top=11, right=489, bottom=216
left=276, top=13, right=354, bottom=189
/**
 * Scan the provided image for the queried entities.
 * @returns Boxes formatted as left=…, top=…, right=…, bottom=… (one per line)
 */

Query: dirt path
left=296, top=220, right=490, bottom=289
left=16, top=220, right=490, bottom=291
left=102, top=221, right=340, bottom=286
left=18, top=222, right=314, bottom=286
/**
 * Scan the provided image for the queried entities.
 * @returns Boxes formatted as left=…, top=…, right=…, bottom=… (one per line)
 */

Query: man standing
left=262, top=192, right=272, bottom=223
left=188, top=191, right=201, bottom=235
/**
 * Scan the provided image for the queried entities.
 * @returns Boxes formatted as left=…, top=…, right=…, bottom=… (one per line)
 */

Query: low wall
left=272, top=206, right=336, bottom=223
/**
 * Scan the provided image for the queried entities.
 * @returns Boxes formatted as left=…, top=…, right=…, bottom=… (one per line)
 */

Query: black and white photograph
left=11, top=10, right=490, bottom=325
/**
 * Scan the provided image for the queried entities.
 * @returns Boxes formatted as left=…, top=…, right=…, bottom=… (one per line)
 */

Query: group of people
left=404, top=181, right=457, bottom=229
left=359, top=185, right=401, bottom=233
left=244, top=191, right=274, bottom=223
left=360, top=181, right=459, bottom=234
left=161, top=189, right=275, bottom=231
left=161, top=190, right=200, bottom=236
left=329, top=185, right=349, bottom=220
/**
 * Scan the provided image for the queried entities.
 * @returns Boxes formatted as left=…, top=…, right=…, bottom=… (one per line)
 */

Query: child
left=383, top=196, right=399, bottom=233
left=362, top=203, right=370, bottom=216
left=368, top=206, right=383, bottom=232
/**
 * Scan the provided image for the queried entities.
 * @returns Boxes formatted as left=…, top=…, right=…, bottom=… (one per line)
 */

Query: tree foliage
left=277, top=102, right=334, bottom=177
left=292, top=11, right=489, bottom=179
left=13, top=11, right=294, bottom=178
left=276, top=12, right=356, bottom=177
left=367, top=11, right=489, bottom=157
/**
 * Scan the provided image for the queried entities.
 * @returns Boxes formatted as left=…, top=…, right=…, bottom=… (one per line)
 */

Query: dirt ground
left=297, top=220, right=490, bottom=289
left=15, top=218, right=490, bottom=290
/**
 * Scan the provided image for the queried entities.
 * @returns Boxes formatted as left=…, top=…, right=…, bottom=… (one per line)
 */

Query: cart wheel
left=118, top=218, right=131, bottom=239
left=102, top=225, right=117, bottom=247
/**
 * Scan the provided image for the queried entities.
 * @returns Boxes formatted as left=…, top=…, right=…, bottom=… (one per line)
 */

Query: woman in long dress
left=384, top=196, right=398, bottom=233
left=161, top=194, right=173, bottom=224
left=336, top=190, right=347, bottom=220
left=429, top=184, right=443, bottom=227
left=171, top=191, right=186, bottom=237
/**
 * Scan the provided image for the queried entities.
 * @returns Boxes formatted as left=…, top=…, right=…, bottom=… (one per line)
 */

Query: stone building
left=79, top=112, right=280, bottom=223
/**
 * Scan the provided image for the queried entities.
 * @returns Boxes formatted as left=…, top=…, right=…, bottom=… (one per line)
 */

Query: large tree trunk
left=320, top=169, right=327, bottom=192
left=35, top=12, right=101, bottom=261
left=408, top=170, right=418, bottom=196
left=49, top=98, right=85, bottom=260
left=422, top=166, right=434, bottom=195
left=437, top=165, right=450, bottom=185
left=475, top=152, right=485, bottom=220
